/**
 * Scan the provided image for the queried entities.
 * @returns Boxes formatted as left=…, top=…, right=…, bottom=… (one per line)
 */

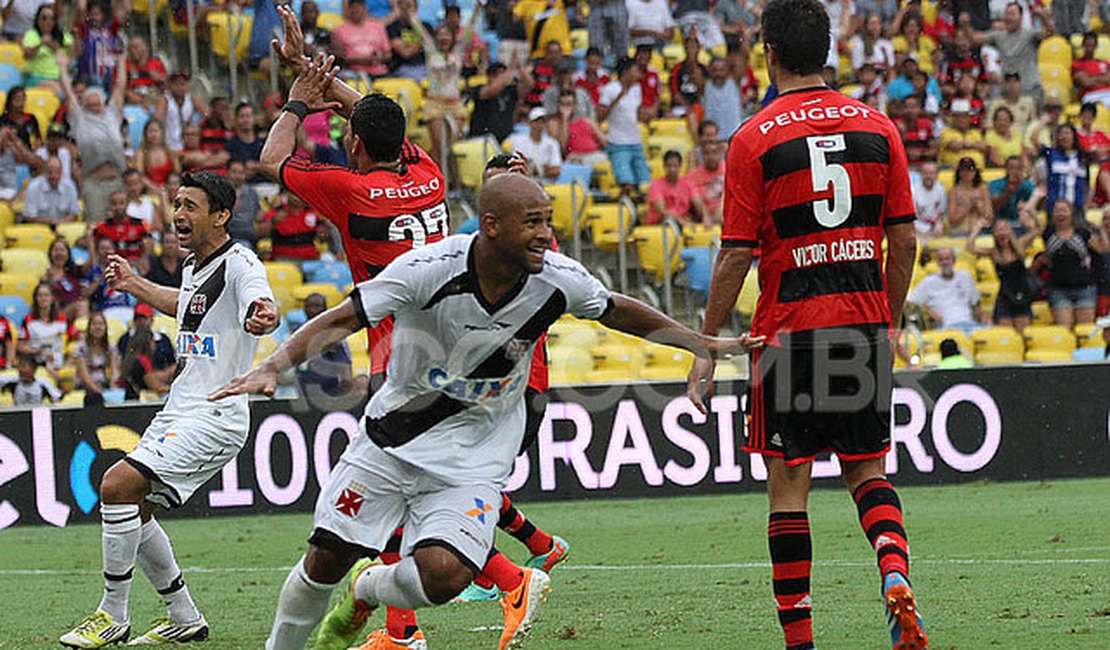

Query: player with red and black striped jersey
left=686, top=1, right=927, bottom=649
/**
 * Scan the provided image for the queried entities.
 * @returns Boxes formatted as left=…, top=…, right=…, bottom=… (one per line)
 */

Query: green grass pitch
left=2, top=478, right=1108, bottom=649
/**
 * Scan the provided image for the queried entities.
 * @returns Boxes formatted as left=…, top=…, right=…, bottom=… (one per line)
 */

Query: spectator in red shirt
left=574, top=47, right=610, bottom=107
left=646, top=150, right=697, bottom=225
left=925, top=0, right=956, bottom=46
left=634, top=44, right=661, bottom=118
left=19, top=282, right=78, bottom=379
left=124, top=36, right=167, bottom=107
left=179, top=122, right=229, bottom=173
left=549, top=89, right=607, bottom=168
left=199, top=96, right=232, bottom=153
left=262, top=193, right=321, bottom=261
left=940, top=29, right=984, bottom=94
left=896, top=94, right=938, bottom=163
left=684, top=139, right=726, bottom=224
left=1078, top=102, right=1110, bottom=162
left=525, top=40, right=563, bottom=107
left=93, top=190, right=151, bottom=262
left=1074, top=32, right=1110, bottom=110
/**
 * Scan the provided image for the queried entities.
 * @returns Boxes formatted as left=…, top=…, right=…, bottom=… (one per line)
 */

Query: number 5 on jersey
left=806, top=134, right=852, bottom=229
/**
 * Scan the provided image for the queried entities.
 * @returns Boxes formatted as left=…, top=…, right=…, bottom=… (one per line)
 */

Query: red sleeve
left=669, top=64, right=681, bottom=98
left=720, top=138, right=763, bottom=247
left=279, top=157, right=357, bottom=231
left=139, top=355, right=154, bottom=373
left=62, top=315, right=77, bottom=341
left=883, top=121, right=917, bottom=225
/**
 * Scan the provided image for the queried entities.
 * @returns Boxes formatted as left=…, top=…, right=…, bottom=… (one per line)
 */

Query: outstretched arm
left=600, top=293, right=761, bottom=359
left=105, top=254, right=180, bottom=315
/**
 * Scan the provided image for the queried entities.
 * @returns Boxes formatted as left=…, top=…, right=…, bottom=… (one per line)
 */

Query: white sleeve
left=547, top=140, right=563, bottom=167
left=907, top=276, right=930, bottom=306
left=234, top=256, right=276, bottom=329
left=41, top=379, right=62, bottom=402
left=549, top=254, right=613, bottom=320
left=349, top=252, right=424, bottom=328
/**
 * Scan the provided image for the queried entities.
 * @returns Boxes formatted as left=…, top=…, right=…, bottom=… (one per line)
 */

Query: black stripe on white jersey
left=180, top=261, right=227, bottom=333
left=759, top=131, right=890, bottom=182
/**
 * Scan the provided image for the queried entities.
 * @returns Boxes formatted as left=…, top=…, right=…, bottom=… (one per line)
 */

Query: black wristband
left=283, top=100, right=309, bottom=122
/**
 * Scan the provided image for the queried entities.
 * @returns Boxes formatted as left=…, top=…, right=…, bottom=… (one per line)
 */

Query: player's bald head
left=478, top=173, right=550, bottom=222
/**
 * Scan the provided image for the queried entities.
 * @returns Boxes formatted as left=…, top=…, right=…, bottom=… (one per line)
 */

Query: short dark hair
left=762, top=0, right=830, bottom=77
left=445, top=4, right=460, bottom=15
left=615, top=56, right=636, bottom=76
left=488, top=61, right=508, bottom=76
left=122, top=167, right=141, bottom=180
left=350, top=93, right=406, bottom=163
left=485, top=153, right=515, bottom=173
left=558, top=89, right=575, bottom=99
left=181, top=171, right=236, bottom=215
left=1006, top=1, right=1023, bottom=15
left=1081, top=102, right=1098, bottom=116
left=663, top=150, right=682, bottom=164
left=939, top=338, right=960, bottom=358
left=235, top=100, right=252, bottom=114
left=697, top=120, right=718, bottom=137
left=586, top=46, right=603, bottom=58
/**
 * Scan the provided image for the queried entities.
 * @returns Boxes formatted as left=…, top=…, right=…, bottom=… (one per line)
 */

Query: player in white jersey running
left=211, top=164, right=763, bottom=648
left=60, top=171, right=279, bottom=648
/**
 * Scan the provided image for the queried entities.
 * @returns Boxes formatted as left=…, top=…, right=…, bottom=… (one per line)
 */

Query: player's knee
left=304, top=540, right=362, bottom=584
left=99, top=461, right=147, bottom=504
left=413, top=545, right=474, bottom=604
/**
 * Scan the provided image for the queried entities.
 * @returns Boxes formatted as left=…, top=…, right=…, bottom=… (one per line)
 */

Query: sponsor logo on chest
left=176, top=332, right=218, bottom=359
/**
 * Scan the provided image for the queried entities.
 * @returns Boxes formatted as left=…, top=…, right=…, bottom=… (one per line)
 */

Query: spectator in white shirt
left=598, top=57, right=651, bottom=196
left=507, top=107, right=563, bottom=181
left=907, top=247, right=982, bottom=331
left=912, top=162, right=948, bottom=237
left=122, top=168, right=166, bottom=231
left=23, top=156, right=79, bottom=225
left=626, top=0, right=676, bottom=48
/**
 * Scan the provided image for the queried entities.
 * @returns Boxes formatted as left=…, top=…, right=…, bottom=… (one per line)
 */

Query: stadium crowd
left=0, top=0, right=1108, bottom=406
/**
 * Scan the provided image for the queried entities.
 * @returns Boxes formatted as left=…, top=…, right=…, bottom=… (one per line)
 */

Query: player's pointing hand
left=245, top=298, right=279, bottom=335
left=208, top=365, right=279, bottom=401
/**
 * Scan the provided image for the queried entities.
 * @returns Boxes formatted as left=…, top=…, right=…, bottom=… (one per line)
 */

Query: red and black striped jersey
left=722, top=87, right=916, bottom=342
left=280, top=140, right=448, bottom=375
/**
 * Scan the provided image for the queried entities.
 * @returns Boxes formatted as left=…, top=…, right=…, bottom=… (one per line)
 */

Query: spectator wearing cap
left=543, top=58, right=596, bottom=122
left=971, top=2, right=1053, bottom=106
left=984, top=72, right=1036, bottom=134
left=937, top=338, right=973, bottom=369
left=58, top=49, right=128, bottom=222
left=599, top=56, right=651, bottom=196
left=295, top=293, right=353, bottom=402
left=508, top=108, right=562, bottom=181
left=117, top=303, right=176, bottom=374
left=1077, top=102, right=1110, bottom=163
left=155, top=71, right=205, bottom=152
left=332, top=0, right=392, bottom=78
left=469, top=62, right=531, bottom=143
left=1073, top=32, right=1110, bottom=111
left=24, top=156, right=79, bottom=225
left=550, top=90, right=608, bottom=169
left=912, top=161, right=948, bottom=237
left=626, top=0, right=676, bottom=49
left=124, top=36, right=167, bottom=107
left=940, top=98, right=987, bottom=168
left=587, top=0, right=628, bottom=66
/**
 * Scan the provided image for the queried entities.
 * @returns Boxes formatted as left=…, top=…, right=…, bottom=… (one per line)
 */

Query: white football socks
left=98, top=503, right=142, bottom=622
left=137, top=518, right=201, bottom=624
left=354, top=557, right=433, bottom=610
left=265, top=557, right=338, bottom=650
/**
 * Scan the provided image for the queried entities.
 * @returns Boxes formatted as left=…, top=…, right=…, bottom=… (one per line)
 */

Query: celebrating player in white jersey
left=60, top=171, right=278, bottom=648
left=212, top=132, right=762, bottom=648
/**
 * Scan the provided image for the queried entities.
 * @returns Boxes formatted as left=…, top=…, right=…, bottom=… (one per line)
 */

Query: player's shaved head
left=478, top=173, right=549, bottom=222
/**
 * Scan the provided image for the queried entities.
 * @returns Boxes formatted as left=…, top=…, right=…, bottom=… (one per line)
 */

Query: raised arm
left=56, top=50, right=80, bottom=116
left=109, top=51, right=128, bottom=111
left=600, top=293, right=757, bottom=360
left=270, top=4, right=365, bottom=118
left=104, top=253, right=179, bottom=315
left=259, top=52, right=342, bottom=182
left=965, top=217, right=994, bottom=256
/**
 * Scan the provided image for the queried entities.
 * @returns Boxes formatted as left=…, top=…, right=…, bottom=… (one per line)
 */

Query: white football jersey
left=165, top=241, right=275, bottom=424
left=347, top=234, right=612, bottom=485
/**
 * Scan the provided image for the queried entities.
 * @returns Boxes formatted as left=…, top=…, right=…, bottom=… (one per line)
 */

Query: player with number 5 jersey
left=687, top=1, right=927, bottom=649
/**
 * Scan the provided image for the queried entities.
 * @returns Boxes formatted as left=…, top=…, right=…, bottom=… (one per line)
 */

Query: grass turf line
left=2, top=478, right=1108, bottom=648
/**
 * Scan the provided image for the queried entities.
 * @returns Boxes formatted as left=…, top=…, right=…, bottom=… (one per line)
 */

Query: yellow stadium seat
left=5, top=223, right=53, bottom=251
left=1, top=248, right=49, bottom=277
left=373, top=77, right=424, bottom=117
left=547, top=182, right=591, bottom=237
left=0, top=202, right=13, bottom=237
left=0, top=41, right=24, bottom=70
left=1023, top=324, right=1076, bottom=362
left=971, top=326, right=1024, bottom=366
left=650, top=117, right=690, bottom=139
left=735, top=267, right=760, bottom=320
left=290, top=282, right=344, bottom=309
left=452, top=137, right=500, bottom=190
left=1038, top=35, right=1073, bottom=70
left=937, top=168, right=956, bottom=192
left=316, top=12, right=342, bottom=31
left=646, top=134, right=694, bottom=160
left=638, top=343, right=694, bottom=380
left=1040, top=64, right=1073, bottom=103
left=548, top=345, right=593, bottom=385
left=252, top=334, right=279, bottom=363
left=682, top=224, right=720, bottom=248
left=592, top=158, right=617, bottom=196
left=264, top=261, right=304, bottom=312
left=0, top=272, right=38, bottom=304
left=631, top=224, right=683, bottom=283
left=207, top=11, right=253, bottom=62
left=584, top=342, right=645, bottom=383
left=55, top=222, right=87, bottom=248
left=549, top=320, right=602, bottom=350
left=23, top=88, right=60, bottom=140
left=1031, top=300, right=1053, bottom=325
left=584, top=202, right=636, bottom=251
left=647, top=156, right=665, bottom=180
left=570, top=28, right=589, bottom=52
left=919, top=329, right=973, bottom=366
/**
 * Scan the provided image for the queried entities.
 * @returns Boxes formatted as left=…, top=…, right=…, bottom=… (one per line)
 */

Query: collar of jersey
left=467, top=237, right=529, bottom=315
left=192, top=238, right=236, bottom=272
left=775, top=85, right=833, bottom=98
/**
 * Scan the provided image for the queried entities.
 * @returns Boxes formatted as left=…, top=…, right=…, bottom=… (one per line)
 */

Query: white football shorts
left=314, top=441, right=500, bottom=571
left=127, top=409, right=248, bottom=509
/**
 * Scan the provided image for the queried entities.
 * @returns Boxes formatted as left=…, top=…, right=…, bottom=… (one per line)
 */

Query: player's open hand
left=245, top=298, right=279, bottom=335
left=103, top=254, right=134, bottom=291
left=686, top=356, right=716, bottom=414
left=289, top=51, right=342, bottom=113
left=208, top=365, right=278, bottom=401
left=272, top=4, right=308, bottom=69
